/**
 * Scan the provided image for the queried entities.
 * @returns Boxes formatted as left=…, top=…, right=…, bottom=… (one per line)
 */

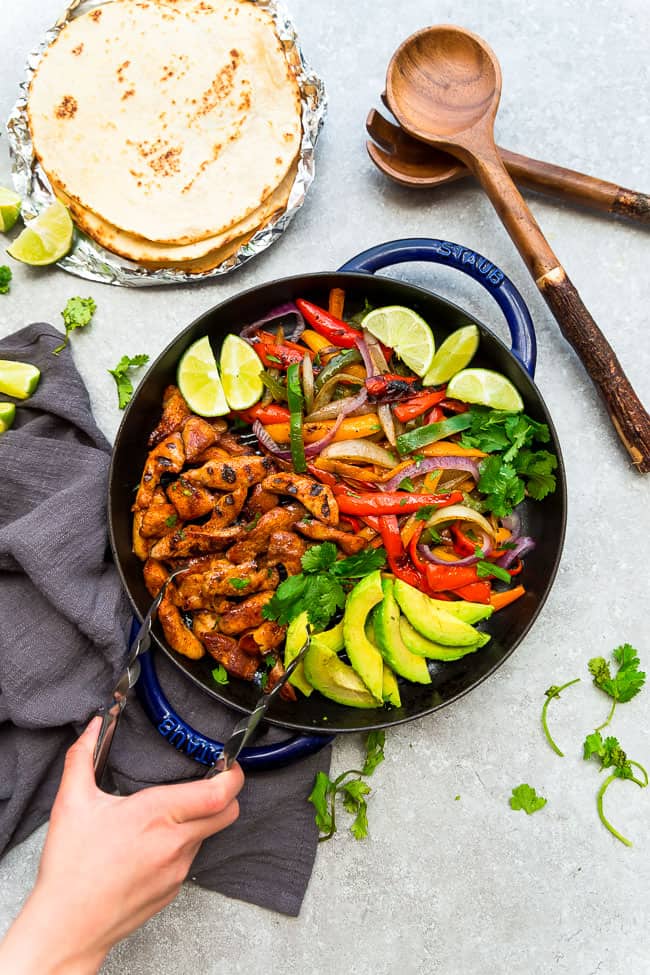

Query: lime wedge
left=0, top=402, right=16, bottom=432
left=6, top=201, right=73, bottom=266
left=361, top=305, right=435, bottom=377
left=0, top=359, right=41, bottom=399
left=177, top=336, right=229, bottom=417
left=0, top=187, right=22, bottom=233
left=220, top=333, right=264, bottom=410
left=423, top=324, right=480, bottom=387
left=446, top=368, right=524, bottom=412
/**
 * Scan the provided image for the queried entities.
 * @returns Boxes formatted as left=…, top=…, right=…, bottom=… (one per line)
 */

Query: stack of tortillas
left=26, top=0, right=302, bottom=272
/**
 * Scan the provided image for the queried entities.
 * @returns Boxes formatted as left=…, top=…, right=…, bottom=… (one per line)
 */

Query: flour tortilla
left=49, top=159, right=297, bottom=264
left=28, top=0, right=302, bottom=245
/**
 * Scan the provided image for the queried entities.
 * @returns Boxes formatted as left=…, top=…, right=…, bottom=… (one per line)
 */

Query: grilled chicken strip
left=246, top=483, right=280, bottom=516
left=266, top=657, right=297, bottom=702
left=295, top=519, right=366, bottom=555
left=261, top=473, right=338, bottom=526
left=226, top=505, right=303, bottom=564
left=251, top=620, right=286, bottom=654
left=218, top=592, right=275, bottom=635
left=158, top=589, right=205, bottom=660
left=193, top=612, right=260, bottom=680
left=182, top=415, right=218, bottom=463
left=185, top=454, right=274, bottom=491
left=135, top=432, right=185, bottom=510
left=167, top=476, right=215, bottom=521
left=140, top=487, right=178, bottom=539
left=143, top=558, right=170, bottom=597
left=149, top=486, right=247, bottom=559
left=148, top=386, right=190, bottom=447
left=175, top=560, right=280, bottom=610
left=132, top=509, right=149, bottom=560
left=214, top=432, right=250, bottom=456
left=266, top=530, right=307, bottom=576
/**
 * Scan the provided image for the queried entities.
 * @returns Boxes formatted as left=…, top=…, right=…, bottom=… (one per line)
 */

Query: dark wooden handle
left=539, top=268, right=650, bottom=471
left=499, top=149, right=650, bottom=224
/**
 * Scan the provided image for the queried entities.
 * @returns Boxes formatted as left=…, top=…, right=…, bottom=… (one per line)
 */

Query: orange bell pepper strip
left=454, top=581, right=492, bottom=604
left=490, top=585, right=526, bottom=611
left=422, top=441, right=487, bottom=458
left=301, top=329, right=333, bottom=355
left=264, top=414, right=382, bottom=445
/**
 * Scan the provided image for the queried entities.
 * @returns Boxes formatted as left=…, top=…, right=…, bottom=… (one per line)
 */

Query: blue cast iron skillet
left=108, top=239, right=566, bottom=770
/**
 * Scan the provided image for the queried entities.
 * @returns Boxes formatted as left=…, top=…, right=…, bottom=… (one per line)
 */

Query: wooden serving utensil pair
left=376, top=25, right=650, bottom=472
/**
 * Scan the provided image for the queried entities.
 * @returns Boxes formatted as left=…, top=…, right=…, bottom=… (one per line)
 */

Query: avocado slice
left=399, top=616, right=490, bottom=661
left=382, top=664, right=402, bottom=707
left=318, top=618, right=345, bottom=652
left=424, top=597, right=493, bottom=625
left=393, top=579, right=480, bottom=647
left=343, top=570, right=385, bottom=700
left=303, top=638, right=379, bottom=709
left=372, top=579, right=431, bottom=684
left=284, top=611, right=314, bottom=696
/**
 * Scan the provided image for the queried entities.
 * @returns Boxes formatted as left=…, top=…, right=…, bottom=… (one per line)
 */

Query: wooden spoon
left=386, top=25, right=650, bottom=472
left=366, top=105, right=650, bottom=224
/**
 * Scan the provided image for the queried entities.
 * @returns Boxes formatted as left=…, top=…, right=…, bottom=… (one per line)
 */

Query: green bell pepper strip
left=286, top=363, right=307, bottom=473
left=396, top=413, right=473, bottom=455
left=313, top=349, right=363, bottom=392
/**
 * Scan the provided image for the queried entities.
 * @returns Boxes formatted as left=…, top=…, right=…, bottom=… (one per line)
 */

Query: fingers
left=156, top=763, right=245, bottom=826
left=181, top=797, right=241, bottom=844
left=58, top=715, right=103, bottom=801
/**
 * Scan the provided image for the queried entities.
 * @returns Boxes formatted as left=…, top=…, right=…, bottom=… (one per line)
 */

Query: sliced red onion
left=240, top=303, right=305, bottom=343
left=252, top=420, right=291, bottom=460
left=382, top=455, right=480, bottom=492
left=496, top=535, right=535, bottom=568
left=302, top=353, right=314, bottom=414
left=418, top=529, right=492, bottom=567
left=354, top=335, right=376, bottom=377
left=365, top=329, right=389, bottom=373
left=303, top=387, right=369, bottom=457
left=378, top=403, right=396, bottom=446
left=502, top=511, right=521, bottom=540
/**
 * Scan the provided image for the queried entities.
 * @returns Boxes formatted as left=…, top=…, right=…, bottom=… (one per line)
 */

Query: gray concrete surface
left=1, top=1, right=649, bottom=972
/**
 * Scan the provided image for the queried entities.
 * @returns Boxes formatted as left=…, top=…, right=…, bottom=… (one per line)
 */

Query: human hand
left=0, top=716, right=244, bottom=975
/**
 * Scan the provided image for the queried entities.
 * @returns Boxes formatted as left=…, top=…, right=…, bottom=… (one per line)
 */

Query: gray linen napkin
left=0, top=323, right=331, bottom=916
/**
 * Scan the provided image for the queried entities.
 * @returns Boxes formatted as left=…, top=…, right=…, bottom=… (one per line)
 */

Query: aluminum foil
left=7, top=0, right=326, bottom=287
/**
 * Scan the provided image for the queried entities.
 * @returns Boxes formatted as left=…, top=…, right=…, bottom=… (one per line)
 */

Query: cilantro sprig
left=541, top=678, right=581, bottom=757
left=108, top=353, right=150, bottom=409
left=0, top=265, right=12, bottom=295
left=263, top=543, right=386, bottom=631
left=460, top=408, right=558, bottom=516
left=588, top=643, right=646, bottom=730
left=53, top=296, right=97, bottom=355
left=509, top=783, right=547, bottom=815
left=308, top=731, right=385, bottom=841
left=583, top=730, right=648, bottom=847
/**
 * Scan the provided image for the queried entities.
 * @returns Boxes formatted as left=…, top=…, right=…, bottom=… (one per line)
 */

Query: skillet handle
left=134, top=626, right=332, bottom=772
left=339, top=237, right=536, bottom=376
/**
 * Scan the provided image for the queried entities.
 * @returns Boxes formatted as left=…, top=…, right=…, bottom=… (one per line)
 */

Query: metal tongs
left=93, top=566, right=188, bottom=784
left=205, top=625, right=312, bottom=777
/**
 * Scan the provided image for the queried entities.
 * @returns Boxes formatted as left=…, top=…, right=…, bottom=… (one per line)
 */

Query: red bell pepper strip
left=306, top=463, right=337, bottom=487
left=425, top=406, right=445, bottom=425
left=254, top=340, right=305, bottom=370
left=336, top=490, right=463, bottom=517
left=408, top=522, right=429, bottom=573
left=439, top=398, right=469, bottom=414
left=424, top=562, right=480, bottom=592
left=393, top=389, right=447, bottom=423
left=236, top=403, right=290, bottom=425
left=340, top=514, right=362, bottom=533
left=450, top=522, right=477, bottom=558
left=365, top=375, right=419, bottom=401
left=377, top=515, right=427, bottom=590
left=256, top=331, right=313, bottom=357
left=295, top=299, right=362, bottom=349
left=454, top=580, right=492, bottom=604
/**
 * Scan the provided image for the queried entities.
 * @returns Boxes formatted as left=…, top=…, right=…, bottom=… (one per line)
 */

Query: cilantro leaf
left=301, top=542, right=338, bottom=574
left=513, top=449, right=557, bottom=501
left=341, top=779, right=371, bottom=839
left=308, top=772, right=334, bottom=835
left=164, top=514, right=178, bottom=528
left=211, top=664, right=229, bottom=686
left=108, top=353, right=150, bottom=409
left=476, top=559, right=512, bottom=584
left=509, top=783, right=547, bottom=814
left=477, top=455, right=525, bottom=517
left=262, top=575, right=308, bottom=626
left=53, top=297, right=97, bottom=355
left=229, top=578, right=249, bottom=591
left=262, top=572, right=344, bottom=631
left=362, top=730, right=385, bottom=775
left=330, top=547, right=386, bottom=579
left=0, top=265, right=12, bottom=295
left=588, top=644, right=645, bottom=728
left=583, top=729, right=649, bottom=846
left=415, top=505, right=437, bottom=522
left=309, top=731, right=387, bottom=842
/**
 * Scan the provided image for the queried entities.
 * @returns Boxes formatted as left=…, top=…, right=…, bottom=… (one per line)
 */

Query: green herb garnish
left=0, top=266, right=12, bottom=295
left=540, top=678, right=580, bottom=756
left=164, top=514, right=178, bottom=528
left=588, top=644, right=645, bottom=730
left=509, top=783, right=547, bottom=815
left=211, top=664, right=229, bottom=686
left=308, top=731, right=385, bottom=841
left=229, top=578, right=249, bottom=591
left=53, top=296, right=97, bottom=355
left=108, top=353, right=150, bottom=409
left=583, top=731, right=648, bottom=846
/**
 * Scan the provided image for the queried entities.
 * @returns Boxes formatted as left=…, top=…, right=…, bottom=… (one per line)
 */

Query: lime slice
left=0, top=402, right=16, bottom=432
left=446, top=368, right=524, bottom=412
left=219, top=333, right=264, bottom=410
left=423, top=324, right=480, bottom=387
left=6, top=201, right=73, bottom=266
left=0, top=187, right=21, bottom=233
left=0, top=359, right=41, bottom=399
left=177, top=336, right=229, bottom=416
left=361, top=305, right=435, bottom=377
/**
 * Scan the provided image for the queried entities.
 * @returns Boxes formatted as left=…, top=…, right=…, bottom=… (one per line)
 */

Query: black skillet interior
left=109, top=272, right=566, bottom=734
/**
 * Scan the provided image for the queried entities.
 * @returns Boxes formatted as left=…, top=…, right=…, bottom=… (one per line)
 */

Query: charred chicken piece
left=175, top=560, right=280, bottom=610
left=266, top=530, right=307, bottom=576
left=135, top=432, right=185, bottom=511
left=148, top=386, right=191, bottom=448
left=214, top=432, right=250, bottom=456
left=217, top=592, right=275, bottom=635
left=143, top=557, right=170, bottom=598
left=140, top=487, right=179, bottom=539
left=266, top=657, right=297, bottom=702
left=261, top=472, right=339, bottom=526
left=251, top=620, right=286, bottom=655
left=193, top=612, right=260, bottom=680
left=295, top=519, right=367, bottom=555
left=226, top=505, right=303, bottom=564
left=158, top=589, right=205, bottom=660
left=246, top=483, right=281, bottom=516
left=149, top=523, right=243, bottom=561
left=191, top=445, right=231, bottom=464
left=132, top=509, right=149, bottom=561
left=167, top=477, right=215, bottom=521
left=184, top=454, right=275, bottom=491
left=182, top=415, right=218, bottom=463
